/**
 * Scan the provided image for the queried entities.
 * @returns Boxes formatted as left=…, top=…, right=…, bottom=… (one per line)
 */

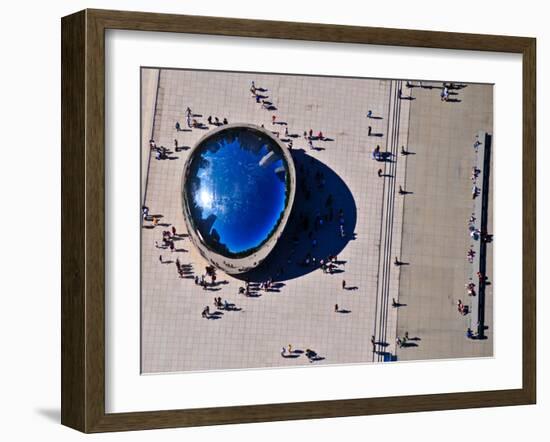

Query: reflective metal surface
left=184, top=126, right=290, bottom=258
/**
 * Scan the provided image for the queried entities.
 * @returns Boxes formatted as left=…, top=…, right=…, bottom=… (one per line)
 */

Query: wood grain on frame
left=61, top=8, right=536, bottom=433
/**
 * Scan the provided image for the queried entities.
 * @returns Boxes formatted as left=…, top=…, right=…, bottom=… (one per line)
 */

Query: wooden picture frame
left=61, top=8, right=536, bottom=433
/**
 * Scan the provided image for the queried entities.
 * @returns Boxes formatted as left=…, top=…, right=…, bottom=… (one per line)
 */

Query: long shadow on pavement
left=239, top=149, right=357, bottom=282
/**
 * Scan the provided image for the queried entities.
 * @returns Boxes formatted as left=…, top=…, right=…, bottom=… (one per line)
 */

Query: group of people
left=460, top=136, right=492, bottom=332
left=185, top=107, right=206, bottom=129
left=142, top=204, right=189, bottom=259
left=193, top=265, right=218, bottom=290
left=395, top=331, right=412, bottom=348
left=371, top=144, right=394, bottom=162
left=174, top=107, right=230, bottom=132
left=200, top=302, right=236, bottom=319
left=471, top=163, right=481, bottom=200
left=370, top=124, right=410, bottom=191
left=438, top=81, right=466, bottom=101
left=252, top=81, right=331, bottom=153
left=319, top=255, right=341, bottom=274
left=149, top=138, right=173, bottom=160
left=175, top=258, right=192, bottom=279
left=465, top=281, right=477, bottom=297
left=457, top=299, right=469, bottom=316
left=280, top=344, right=321, bottom=363
left=468, top=214, right=482, bottom=241
left=156, top=228, right=180, bottom=253
left=297, top=209, right=346, bottom=266
left=250, top=80, right=274, bottom=110
left=207, top=115, right=228, bottom=126
left=238, top=278, right=274, bottom=296
left=212, top=296, right=238, bottom=311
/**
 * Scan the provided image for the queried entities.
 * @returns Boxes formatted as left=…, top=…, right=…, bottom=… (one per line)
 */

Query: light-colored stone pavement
left=140, top=68, right=492, bottom=373
left=394, top=82, right=493, bottom=360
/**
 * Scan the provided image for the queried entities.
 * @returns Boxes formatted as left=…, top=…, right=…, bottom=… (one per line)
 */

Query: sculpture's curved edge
left=181, top=123, right=296, bottom=275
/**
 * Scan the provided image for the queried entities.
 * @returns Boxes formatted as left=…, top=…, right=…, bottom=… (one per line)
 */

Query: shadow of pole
left=239, top=149, right=357, bottom=282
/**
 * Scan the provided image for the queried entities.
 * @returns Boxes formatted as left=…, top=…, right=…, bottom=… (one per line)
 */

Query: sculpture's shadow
left=240, top=149, right=357, bottom=282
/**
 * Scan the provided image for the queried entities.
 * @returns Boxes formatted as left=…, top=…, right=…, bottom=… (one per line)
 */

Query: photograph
left=140, top=67, right=493, bottom=373
left=1, top=0, right=542, bottom=438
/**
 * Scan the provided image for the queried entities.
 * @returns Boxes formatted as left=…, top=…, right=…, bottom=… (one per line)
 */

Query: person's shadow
left=239, top=149, right=357, bottom=282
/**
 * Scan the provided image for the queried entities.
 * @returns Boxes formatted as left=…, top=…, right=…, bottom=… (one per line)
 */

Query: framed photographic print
left=61, top=9, right=536, bottom=433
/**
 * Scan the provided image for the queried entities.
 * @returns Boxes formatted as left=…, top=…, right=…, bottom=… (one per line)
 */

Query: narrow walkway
left=372, top=80, right=411, bottom=361
left=141, top=68, right=160, bottom=205
left=467, top=131, right=492, bottom=338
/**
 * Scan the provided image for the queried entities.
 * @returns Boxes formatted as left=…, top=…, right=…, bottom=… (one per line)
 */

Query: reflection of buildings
left=259, top=150, right=279, bottom=167
left=200, top=214, right=217, bottom=237
left=274, top=165, right=286, bottom=181
left=181, top=123, right=296, bottom=275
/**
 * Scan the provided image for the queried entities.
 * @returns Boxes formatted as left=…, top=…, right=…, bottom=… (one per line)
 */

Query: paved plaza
left=140, top=68, right=493, bottom=373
